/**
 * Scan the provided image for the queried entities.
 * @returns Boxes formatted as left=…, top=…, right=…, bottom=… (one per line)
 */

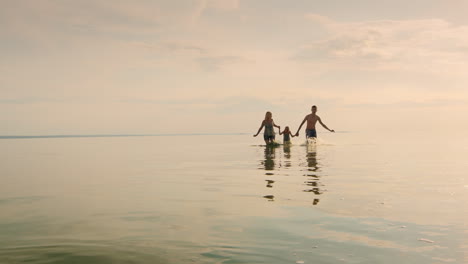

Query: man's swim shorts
left=306, top=129, right=317, bottom=138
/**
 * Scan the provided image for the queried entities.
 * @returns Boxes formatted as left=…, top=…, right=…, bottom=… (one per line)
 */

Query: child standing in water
left=279, top=126, right=295, bottom=144
left=253, top=111, right=281, bottom=144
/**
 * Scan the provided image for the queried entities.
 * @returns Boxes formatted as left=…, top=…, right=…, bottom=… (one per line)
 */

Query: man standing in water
left=295, top=105, right=335, bottom=138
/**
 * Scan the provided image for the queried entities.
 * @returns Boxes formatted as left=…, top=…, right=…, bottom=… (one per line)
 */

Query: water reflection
left=303, top=143, right=323, bottom=205
left=260, top=145, right=278, bottom=201
left=305, top=143, right=319, bottom=171
left=283, top=143, right=292, bottom=168
left=265, top=179, right=274, bottom=188
left=257, top=142, right=325, bottom=205
left=260, top=145, right=277, bottom=172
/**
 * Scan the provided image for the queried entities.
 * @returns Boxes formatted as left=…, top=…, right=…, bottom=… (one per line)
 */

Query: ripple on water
left=0, top=242, right=171, bottom=264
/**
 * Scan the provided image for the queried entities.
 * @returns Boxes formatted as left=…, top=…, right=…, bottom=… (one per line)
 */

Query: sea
left=0, top=131, right=466, bottom=263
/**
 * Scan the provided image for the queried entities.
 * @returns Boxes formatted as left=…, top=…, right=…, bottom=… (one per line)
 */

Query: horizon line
left=0, top=133, right=250, bottom=139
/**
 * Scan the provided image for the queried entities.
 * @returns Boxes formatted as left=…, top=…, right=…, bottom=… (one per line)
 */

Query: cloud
left=131, top=41, right=207, bottom=55
left=344, top=98, right=468, bottom=109
left=206, top=0, right=239, bottom=10
left=69, top=1, right=162, bottom=33
left=119, top=96, right=271, bottom=110
left=0, top=97, right=63, bottom=104
left=0, top=1, right=162, bottom=38
left=117, top=95, right=296, bottom=117
left=215, top=96, right=276, bottom=114
left=191, top=0, right=240, bottom=22
left=297, top=15, right=468, bottom=75
left=1, top=0, right=240, bottom=47
left=128, top=41, right=251, bottom=71
left=294, top=31, right=388, bottom=62
left=196, top=56, right=248, bottom=71
left=119, top=98, right=214, bottom=106
left=304, top=14, right=336, bottom=30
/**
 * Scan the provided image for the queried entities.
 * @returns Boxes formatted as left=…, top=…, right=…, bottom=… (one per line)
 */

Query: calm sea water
left=1, top=132, right=467, bottom=263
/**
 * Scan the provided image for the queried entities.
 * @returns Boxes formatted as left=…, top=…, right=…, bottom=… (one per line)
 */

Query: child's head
left=265, top=111, right=272, bottom=120
left=284, top=126, right=290, bottom=132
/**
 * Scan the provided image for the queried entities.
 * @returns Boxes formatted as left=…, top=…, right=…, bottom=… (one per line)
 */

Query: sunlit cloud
left=298, top=14, right=468, bottom=76
left=344, top=98, right=468, bottom=109
left=196, top=56, right=249, bottom=71
left=192, top=0, right=240, bottom=21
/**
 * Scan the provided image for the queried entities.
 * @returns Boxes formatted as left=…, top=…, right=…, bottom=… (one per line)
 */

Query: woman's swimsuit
left=263, top=121, right=275, bottom=141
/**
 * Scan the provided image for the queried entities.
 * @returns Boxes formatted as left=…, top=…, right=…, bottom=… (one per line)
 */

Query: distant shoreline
left=0, top=133, right=249, bottom=139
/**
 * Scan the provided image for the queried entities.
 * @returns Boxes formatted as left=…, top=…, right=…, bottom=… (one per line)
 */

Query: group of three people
left=253, top=105, right=335, bottom=145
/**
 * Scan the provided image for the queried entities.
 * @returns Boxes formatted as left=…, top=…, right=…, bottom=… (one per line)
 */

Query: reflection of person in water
left=306, top=144, right=318, bottom=171
left=261, top=146, right=277, bottom=201
left=283, top=144, right=291, bottom=164
left=304, top=144, right=322, bottom=205
left=262, top=145, right=276, bottom=171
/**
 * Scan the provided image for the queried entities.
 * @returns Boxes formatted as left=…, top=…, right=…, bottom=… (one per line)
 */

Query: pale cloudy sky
left=1, top=0, right=467, bottom=135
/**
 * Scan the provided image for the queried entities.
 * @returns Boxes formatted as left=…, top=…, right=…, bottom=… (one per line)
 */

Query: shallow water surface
left=1, top=132, right=466, bottom=263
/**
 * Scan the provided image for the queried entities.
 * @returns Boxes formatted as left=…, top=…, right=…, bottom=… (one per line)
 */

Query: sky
left=1, top=0, right=468, bottom=135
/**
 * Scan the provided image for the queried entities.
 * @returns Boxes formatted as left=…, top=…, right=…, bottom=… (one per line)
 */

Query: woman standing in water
left=253, top=111, right=281, bottom=145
